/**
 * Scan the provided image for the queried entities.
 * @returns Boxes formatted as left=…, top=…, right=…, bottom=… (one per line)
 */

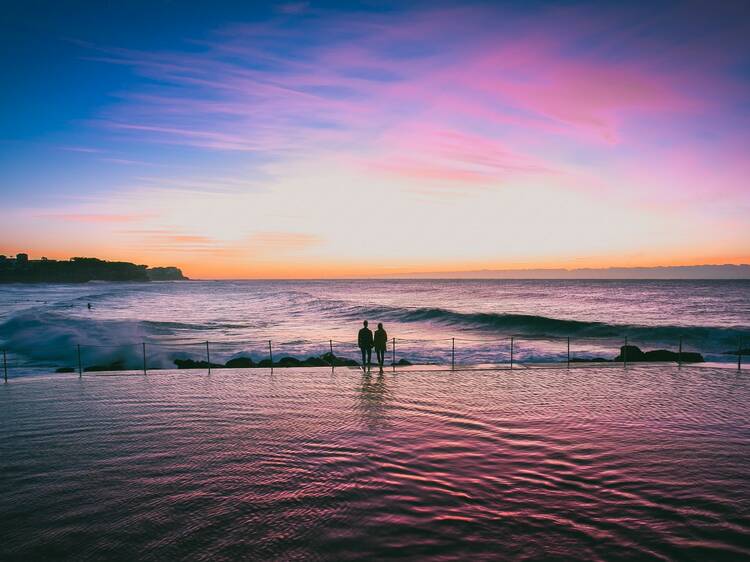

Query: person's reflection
left=356, top=370, right=391, bottom=429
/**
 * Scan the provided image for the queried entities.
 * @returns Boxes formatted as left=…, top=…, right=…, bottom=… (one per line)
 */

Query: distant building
left=16, top=253, right=29, bottom=264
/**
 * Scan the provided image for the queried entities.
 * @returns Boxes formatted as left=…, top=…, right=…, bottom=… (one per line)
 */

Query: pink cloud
left=87, top=2, right=747, bottom=198
left=362, top=124, right=558, bottom=187
left=366, top=158, right=494, bottom=185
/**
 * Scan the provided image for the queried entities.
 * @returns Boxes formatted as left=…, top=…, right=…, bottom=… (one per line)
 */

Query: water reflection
left=357, top=371, right=391, bottom=429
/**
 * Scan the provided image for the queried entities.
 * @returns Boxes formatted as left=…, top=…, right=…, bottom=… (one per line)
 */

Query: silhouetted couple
left=358, top=320, right=387, bottom=371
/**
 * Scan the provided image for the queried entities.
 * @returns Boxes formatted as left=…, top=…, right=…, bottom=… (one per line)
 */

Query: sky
left=1, top=0, right=749, bottom=279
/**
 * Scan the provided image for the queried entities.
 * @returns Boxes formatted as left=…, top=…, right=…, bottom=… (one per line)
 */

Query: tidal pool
left=1, top=366, right=749, bottom=560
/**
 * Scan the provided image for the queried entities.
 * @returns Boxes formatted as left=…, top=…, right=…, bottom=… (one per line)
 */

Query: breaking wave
left=354, top=304, right=746, bottom=348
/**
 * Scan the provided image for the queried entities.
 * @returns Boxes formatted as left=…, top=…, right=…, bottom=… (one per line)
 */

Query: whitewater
left=0, top=279, right=748, bottom=375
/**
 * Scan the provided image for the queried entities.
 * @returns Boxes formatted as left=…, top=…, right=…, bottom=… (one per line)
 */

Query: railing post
left=330, top=339, right=334, bottom=372
left=392, top=337, right=396, bottom=371
left=623, top=337, right=628, bottom=369
left=268, top=340, right=273, bottom=373
left=142, top=342, right=147, bottom=376
left=3, top=349, right=7, bottom=383
left=567, top=337, right=570, bottom=369
left=678, top=336, right=682, bottom=368
left=510, top=337, right=514, bottom=370
left=206, top=341, right=211, bottom=375
left=77, top=344, right=83, bottom=378
left=452, top=337, right=455, bottom=371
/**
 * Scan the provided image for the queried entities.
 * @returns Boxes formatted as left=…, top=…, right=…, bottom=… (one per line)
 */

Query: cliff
left=145, top=267, right=188, bottom=281
left=0, top=256, right=187, bottom=283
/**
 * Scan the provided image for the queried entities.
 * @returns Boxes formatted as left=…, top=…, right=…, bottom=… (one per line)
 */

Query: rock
left=56, top=367, right=75, bottom=373
left=396, top=359, right=412, bottom=366
left=569, top=357, right=610, bottom=363
left=84, top=360, right=125, bottom=372
left=674, top=352, right=704, bottom=363
left=173, top=353, right=364, bottom=370
left=174, top=358, right=223, bottom=369
left=614, top=345, right=703, bottom=363
left=225, top=357, right=255, bottom=368
left=276, top=356, right=302, bottom=367
left=301, top=357, right=329, bottom=367
left=642, top=349, right=677, bottom=361
left=614, top=345, right=646, bottom=362
left=321, top=352, right=359, bottom=367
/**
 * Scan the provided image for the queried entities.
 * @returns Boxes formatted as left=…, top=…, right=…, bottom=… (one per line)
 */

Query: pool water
left=1, top=366, right=749, bottom=560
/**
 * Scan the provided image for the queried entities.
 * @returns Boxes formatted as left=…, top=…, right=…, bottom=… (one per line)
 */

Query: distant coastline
left=0, top=253, right=187, bottom=283
left=373, top=264, right=750, bottom=280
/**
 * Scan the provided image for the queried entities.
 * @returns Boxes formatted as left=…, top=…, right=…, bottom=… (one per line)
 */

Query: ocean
left=0, top=279, right=748, bottom=375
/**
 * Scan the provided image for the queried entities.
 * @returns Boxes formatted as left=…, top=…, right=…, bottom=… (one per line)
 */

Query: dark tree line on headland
left=0, top=254, right=187, bottom=283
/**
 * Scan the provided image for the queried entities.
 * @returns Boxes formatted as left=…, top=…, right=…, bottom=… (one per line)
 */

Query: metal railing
left=2, top=332, right=747, bottom=381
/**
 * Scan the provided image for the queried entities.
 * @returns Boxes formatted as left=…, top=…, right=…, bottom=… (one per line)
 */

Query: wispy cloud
left=119, top=228, right=239, bottom=255
left=59, top=146, right=104, bottom=153
left=99, top=157, right=158, bottom=166
left=248, top=231, right=321, bottom=251
left=85, top=2, right=746, bottom=188
left=40, top=213, right=148, bottom=224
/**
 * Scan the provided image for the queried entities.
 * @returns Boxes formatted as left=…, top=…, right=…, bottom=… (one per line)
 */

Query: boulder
left=674, top=351, right=704, bottom=363
left=56, top=367, right=75, bottom=373
left=614, top=345, right=704, bottom=363
left=174, top=358, right=223, bottom=369
left=276, top=356, right=302, bottom=367
left=302, top=356, right=329, bottom=367
left=321, top=352, right=359, bottom=367
left=225, top=357, right=255, bottom=368
left=84, top=360, right=125, bottom=372
left=614, top=345, right=646, bottom=362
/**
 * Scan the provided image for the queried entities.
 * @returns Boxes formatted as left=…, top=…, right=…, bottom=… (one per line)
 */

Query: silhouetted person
left=374, top=323, right=387, bottom=371
left=358, top=320, right=373, bottom=370
left=87, top=302, right=92, bottom=310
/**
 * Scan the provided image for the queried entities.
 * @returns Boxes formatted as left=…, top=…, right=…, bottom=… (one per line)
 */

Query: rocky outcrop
left=225, top=357, right=255, bottom=368
left=174, top=359, right=224, bottom=369
left=0, top=255, right=187, bottom=283
left=614, top=345, right=703, bottom=363
left=145, top=267, right=188, bottom=281
left=173, top=352, right=361, bottom=369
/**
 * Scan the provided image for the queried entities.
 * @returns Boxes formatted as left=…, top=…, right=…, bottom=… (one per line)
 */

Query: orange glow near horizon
left=2, top=244, right=748, bottom=280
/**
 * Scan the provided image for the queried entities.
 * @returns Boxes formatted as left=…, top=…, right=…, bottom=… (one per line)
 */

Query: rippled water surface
left=2, top=366, right=749, bottom=560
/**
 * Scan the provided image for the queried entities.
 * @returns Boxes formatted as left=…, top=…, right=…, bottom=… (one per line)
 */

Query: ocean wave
left=354, top=305, right=747, bottom=347
left=0, top=311, right=216, bottom=370
left=1, top=302, right=747, bottom=372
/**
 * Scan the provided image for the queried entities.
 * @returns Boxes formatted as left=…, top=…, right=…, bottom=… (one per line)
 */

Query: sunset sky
left=2, top=0, right=749, bottom=278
